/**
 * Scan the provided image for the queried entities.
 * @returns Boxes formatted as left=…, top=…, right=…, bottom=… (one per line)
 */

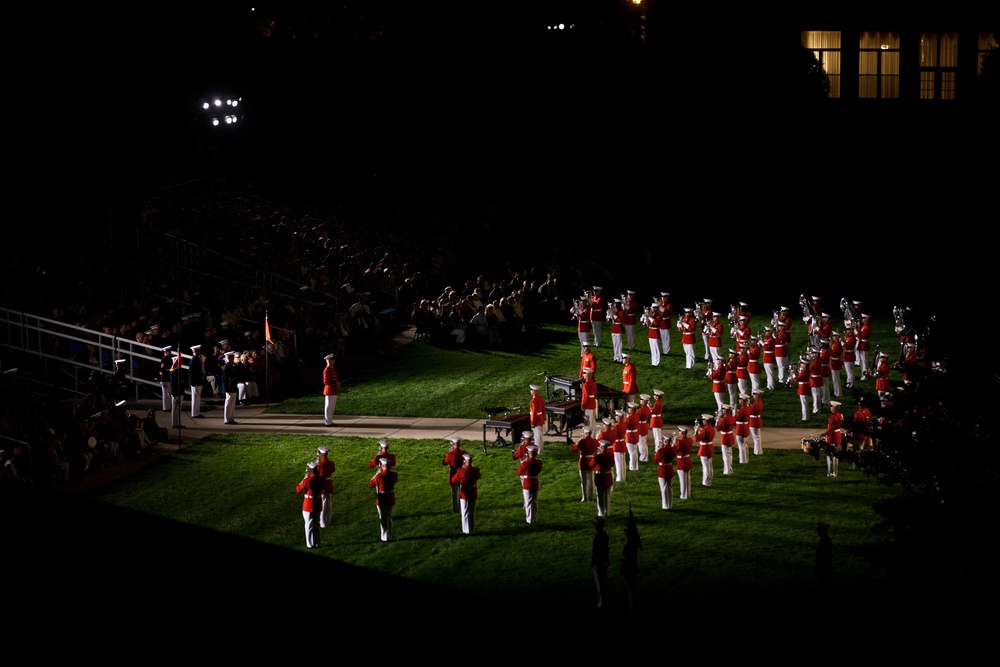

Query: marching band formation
left=294, top=289, right=931, bottom=545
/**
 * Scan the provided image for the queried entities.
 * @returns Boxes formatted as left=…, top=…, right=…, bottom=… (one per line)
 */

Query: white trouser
left=751, top=426, right=762, bottom=455
left=612, top=334, right=623, bottom=362
left=522, top=489, right=537, bottom=524
left=627, top=443, right=639, bottom=471
left=736, top=435, right=749, bottom=464
left=324, top=395, right=338, bottom=425
left=161, top=382, right=171, bottom=411
left=532, top=425, right=544, bottom=454
left=649, top=339, right=660, bottom=366
left=700, top=456, right=713, bottom=486
left=684, top=343, right=696, bottom=369
left=721, top=445, right=734, bottom=474
left=658, top=476, right=673, bottom=509
left=591, top=321, right=603, bottom=347
left=190, top=384, right=202, bottom=417
left=660, top=329, right=670, bottom=355
left=614, top=451, right=626, bottom=481
left=764, top=363, right=776, bottom=390
left=460, top=498, right=476, bottom=534
left=678, top=469, right=691, bottom=499
left=579, top=470, right=594, bottom=502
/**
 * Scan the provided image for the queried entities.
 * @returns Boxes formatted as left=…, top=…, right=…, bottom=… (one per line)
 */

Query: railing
left=0, top=307, right=181, bottom=399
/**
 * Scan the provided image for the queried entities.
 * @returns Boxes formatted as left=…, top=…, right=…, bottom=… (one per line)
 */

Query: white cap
left=317, top=446, right=329, bottom=455
left=324, top=353, right=335, bottom=360
left=529, top=384, right=541, bottom=391
left=462, top=453, right=473, bottom=461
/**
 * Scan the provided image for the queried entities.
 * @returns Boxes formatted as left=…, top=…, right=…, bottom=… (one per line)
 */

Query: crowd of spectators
left=1, top=156, right=613, bottom=489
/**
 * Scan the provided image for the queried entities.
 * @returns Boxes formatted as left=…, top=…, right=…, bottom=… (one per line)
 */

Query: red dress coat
left=317, top=458, right=336, bottom=494
left=674, top=435, right=694, bottom=471
left=626, top=412, right=641, bottom=445
left=594, top=450, right=615, bottom=488
left=795, top=365, right=810, bottom=396
left=323, top=365, right=340, bottom=396
left=717, top=412, right=735, bottom=446
left=576, top=305, right=592, bottom=333
left=637, top=403, right=651, bottom=437
left=843, top=333, right=857, bottom=363
left=296, top=473, right=322, bottom=513
left=823, top=411, right=844, bottom=446
left=749, top=399, right=764, bottom=430
left=369, top=470, right=398, bottom=506
left=451, top=466, right=481, bottom=500
left=649, top=397, right=664, bottom=429
left=829, top=340, right=844, bottom=371
left=571, top=435, right=600, bottom=470
left=613, top=419, right=628, bottom=453
left=762, top=336, right=776, bottom=365
left=734, top=405, right=751, bottom=438
left=517, top=458, right=542, bottom=491
left=621, top=363, right=637, bottom=395
left=530, top=393, right=546, bottom=428
left=679, top=314, right=696, bottom=345
left=696, top=424, right=716, bottom=458
left=654, top=443, right=676, bottom=478
left=581, top=377, right=598, bottom=411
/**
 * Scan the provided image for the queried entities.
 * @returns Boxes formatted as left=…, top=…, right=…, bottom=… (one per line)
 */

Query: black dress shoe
left=225, top=421, right=239, bottom=425
left=193, top=414, right=205, bottom=419
left=175, top=424, right=186, bottom=429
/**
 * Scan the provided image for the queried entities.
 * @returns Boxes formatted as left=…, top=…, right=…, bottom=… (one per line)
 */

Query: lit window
left=919, top=32, right=958, bottom=100
left=979, top=32, right=999, bottom=74
left=802, top=31, right=841, bottom=98
left=859, top=31, right=900, bottom=99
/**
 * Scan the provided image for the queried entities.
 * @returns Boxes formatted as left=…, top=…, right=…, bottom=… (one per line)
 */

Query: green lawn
left=90, top=314, right=924, bottom=614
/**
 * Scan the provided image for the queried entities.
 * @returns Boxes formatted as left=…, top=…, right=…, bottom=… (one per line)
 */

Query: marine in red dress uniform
left=653, top=435, right=677, bottom=510
left=749, top=389, right=764, bottom=455
left=649, top=389, right=665, bottom=446
left=678, top=308, right=697, bottom=369
left=823, top=401, right=844, bottom=477
left=717, top=404, right=736, bottom=475
left=451, top=453, right=481, bottom=533
left=442, top=437, right=467, bottom=513
left=571, top=426, right=600, bottom=502
left=594, top=441, right=615, bottom=517
left=580, top=367, right=599, bottom=430
left=674, top=426, right=694, bottom=500
left=657, top=292, right=673, bottom=356
left=517, top=446, right=542, bottom=524
left=621, top=354, right=638, bottom=403
left=529, top=384, right=546, bottom=454
left=296, top=461, right=323, bottom=548
left=589, top=287, right=606, bottom=347
left=369, top=457, right=398, bottom=541
left=696, top=414, right=716, bottom=487
left=316, top=446, right=336, bottom=529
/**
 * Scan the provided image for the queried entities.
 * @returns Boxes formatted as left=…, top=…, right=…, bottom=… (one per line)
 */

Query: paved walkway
left=154, top=401, right=817, bottom=450
left=65, top=399, right=818, bottom=495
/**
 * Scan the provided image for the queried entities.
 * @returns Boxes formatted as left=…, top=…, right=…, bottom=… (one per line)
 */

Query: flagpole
left=265, top=311, right=270, bottom=408
left=174, top=339, right=184, bottom=448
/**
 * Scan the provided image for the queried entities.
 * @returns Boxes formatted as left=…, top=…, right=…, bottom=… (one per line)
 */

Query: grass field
left=273, top=316, right=902, bottom=429
left=94, top=432, right=902, bottom=614
left=80, top=313, right=926, bottom=616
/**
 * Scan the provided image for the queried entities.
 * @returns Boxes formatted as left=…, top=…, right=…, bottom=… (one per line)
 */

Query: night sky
left=19, top=3, right=994, bottom=309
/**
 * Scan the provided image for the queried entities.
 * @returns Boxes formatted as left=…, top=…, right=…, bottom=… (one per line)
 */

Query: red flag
left=171, top=352, right=182, bottom=372
left=265, top=314, right=273, bottom=344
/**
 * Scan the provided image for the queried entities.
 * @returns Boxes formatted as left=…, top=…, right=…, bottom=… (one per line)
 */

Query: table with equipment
left=545, top=398, right=585, bottom=444
left=482, top=407, right=530, bottom=453
left=543, top=374, right=582, bottom=400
